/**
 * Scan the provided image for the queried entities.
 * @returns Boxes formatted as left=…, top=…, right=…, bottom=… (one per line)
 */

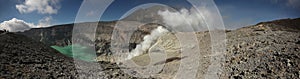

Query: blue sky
left=0, top=0, right=299, bottom=30
left=215, top=0, right=300, bottom=29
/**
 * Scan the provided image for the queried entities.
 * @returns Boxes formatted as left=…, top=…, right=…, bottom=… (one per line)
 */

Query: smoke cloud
left=16, top=0, right=60, bottom=14
left=127, top=26, right=169, bottom=60
left=37, top=16, right=53, bottom=28
left=125, top=7, right=212, bottom=59
left=0, top=18, right=34, bottom=32
left=0, top=17, right=53, bottom=32
left=10, top=0, right=59, bottom=32
left=158, top=7, right=210, bottom=32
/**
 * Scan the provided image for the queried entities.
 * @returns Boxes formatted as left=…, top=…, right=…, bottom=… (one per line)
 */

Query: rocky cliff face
left=17, top=21, right=162, bottom=57
left=128, top=18, right=300, bottom=79
left=18, top=21, right=116, bottom=46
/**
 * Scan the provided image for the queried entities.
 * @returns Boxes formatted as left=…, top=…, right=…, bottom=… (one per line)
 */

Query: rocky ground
left=0, top=18, right=299, bottom=79
left=0, top=31, right=149, bottom=79
left=223, top=21, right=300, bottom=79
left=128, top=18, right=300, bottom=79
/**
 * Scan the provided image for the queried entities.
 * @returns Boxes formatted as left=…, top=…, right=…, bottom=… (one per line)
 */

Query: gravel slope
left=129, top=18, right=300, bottom=79
left=0, top=31, right=147, bottom=79
left=224, top=24, right=300, bottom=79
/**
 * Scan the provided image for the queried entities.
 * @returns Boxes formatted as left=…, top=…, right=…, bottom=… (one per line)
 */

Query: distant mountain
left=241, top=18, right=300, bottom=32
left=258, top=18, right=300, bottom=31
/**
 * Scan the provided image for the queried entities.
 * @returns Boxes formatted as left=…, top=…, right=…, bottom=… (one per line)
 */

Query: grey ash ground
left=224, top=20, right=300, bottom=78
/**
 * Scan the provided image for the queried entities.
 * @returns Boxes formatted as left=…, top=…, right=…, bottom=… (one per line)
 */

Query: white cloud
left=8, top=0, right=58, bottom=32
left=86, top=11, right=96, bottom=17
left=158, top=7, right=209, bottom=32
left=270, top=0, right=279, bottom=3
left=0, top=18, right=34, bottom=32
left=127, top=26, right=169, bottom=60
left=286, top=0, right=300, bottom=8
left=16, top=0, right=60, bottom=14
left=270, top=0, right=300, bottom=8
left=0, top=16, right=53, bottom=32
left=37, top=16, right=52, bottom=28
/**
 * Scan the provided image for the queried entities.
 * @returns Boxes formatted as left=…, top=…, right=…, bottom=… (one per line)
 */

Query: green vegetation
left=51, top=44, right=96, bottom=62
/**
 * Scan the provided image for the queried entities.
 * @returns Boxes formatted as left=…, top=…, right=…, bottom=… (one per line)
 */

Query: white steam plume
left=125, top=7, right=211, bottom=59
left=126, top=26, right=169, bottom=60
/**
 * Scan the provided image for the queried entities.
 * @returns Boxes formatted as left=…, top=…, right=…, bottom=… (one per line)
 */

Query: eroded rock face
left=126, top=18, right=300, bottom=79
